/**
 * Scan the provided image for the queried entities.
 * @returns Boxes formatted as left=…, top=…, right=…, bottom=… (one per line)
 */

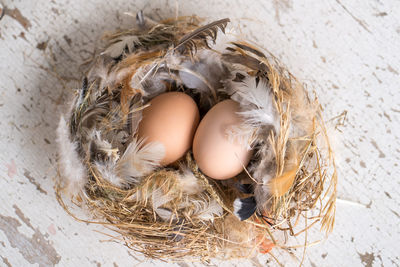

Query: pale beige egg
left=193, top=99, right=253, bottom=180
left=137, top=92, right=200, bottom=165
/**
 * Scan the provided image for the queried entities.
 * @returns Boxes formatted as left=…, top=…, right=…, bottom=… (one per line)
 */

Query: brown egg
left=193, top=99, right=253, bottom=180
left=137, top=92, right=200, bottom=165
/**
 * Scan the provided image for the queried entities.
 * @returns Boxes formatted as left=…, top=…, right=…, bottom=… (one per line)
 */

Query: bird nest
left=55, top=13, right=337, bottom=263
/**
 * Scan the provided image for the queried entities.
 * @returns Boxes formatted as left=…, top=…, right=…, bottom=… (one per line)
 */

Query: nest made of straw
left=56, top=13, right=337, bottom=262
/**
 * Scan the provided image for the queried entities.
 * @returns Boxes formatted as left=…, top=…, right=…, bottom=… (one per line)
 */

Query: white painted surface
left=0, top=0, right=399, bottom=266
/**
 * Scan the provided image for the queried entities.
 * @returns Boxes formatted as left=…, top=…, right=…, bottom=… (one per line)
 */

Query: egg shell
left=193, top=99, right=253, bottom=180
left=137, top=92, right=200, bottom=165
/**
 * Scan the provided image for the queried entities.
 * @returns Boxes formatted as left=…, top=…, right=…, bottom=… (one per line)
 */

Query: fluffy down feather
left=224, top=73, right=278, bottom=131
left=224, top=123, right=255, bottom=151
left=130, top=102, right=143, bottom=136
left=116, top=137, right=165, bottom=184
left=87, top=57, right=119, bottom=92
left=177, top=165, right=203, bottom=195
left=191, top=197, right=223, bottom=222
left=129, top=64, right=177, bottom=100
left=56, top=116, right=87, bottom=197
left=178, top=50, right=228, bottom=108
left=94, top=161, right=126, bottom=188
left=89, top=130, right=119, bottom=162
left=207, top=27, right=238, bottom=53
left=152, top=189, right=175, bottom=221
left=102, top=35, right=141, bottom=58
left=251, top=142, right=276, bottom=211
left=129, top=65, right=154, bottom=97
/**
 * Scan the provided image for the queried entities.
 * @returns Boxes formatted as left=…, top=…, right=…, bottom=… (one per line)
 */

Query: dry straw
left=56, top=14, right=337, bottom=263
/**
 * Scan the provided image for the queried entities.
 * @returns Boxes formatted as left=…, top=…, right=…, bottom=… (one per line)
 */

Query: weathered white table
left=1, top=1, right=399, bottom=266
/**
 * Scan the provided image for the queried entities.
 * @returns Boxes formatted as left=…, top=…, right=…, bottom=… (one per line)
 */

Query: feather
left=251, top=141, right=276, bottom=211
left=152, top=188, right=175, bottom=221
left=233, top=196, right=257, bottom=221
left=236, top=183, right=254, bottom=194
left=128, top=66, right=151, bottom=97
left=155, top=208, right=175, bottom=221
left=268, top=144, right=300, bottom=197
left=224, top=73, right=279, bottom=131
left=207, top=27, right=238, bottom=53
left=102, top=35, right=141, bottom=58
left=56, top=116, right=87, bottom=197
left=129, top=185, right=175, bottom=221
left=116, top=137, right=165, bottom=183
left=224, top=123, right=255, bottom=150
left=74, top=92, right=110, bottom=134
left=178, top=50, right=228, bottom=107
left=135, top=10, right=145, bottom=28
left=129, top=64, right=175, bottom=99
left=129, top=101, right=143, bottom=136
left=222, top=53, right=268, bottom=73
left=94, top=161, right=125, bottom=187
left=191, top=197, right=223, bottom=222
left=177, top=165, right=203, bottom=195
left=175, top=18, right=230, bottom=56
left=231, top=42, right=266, bottom=58
left=75, top=77, right=88, bottom=110
left=87, top=58, right=119, bottom=91
left=268, top=167, right=298, bottom=197
left=89, top=130, right=119, bottom=163
left=152, top=188, right=174, bottom=210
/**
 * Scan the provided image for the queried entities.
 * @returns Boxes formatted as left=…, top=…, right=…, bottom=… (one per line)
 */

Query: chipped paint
left=36, top=41, right=48, bottom=51
left=1, top=256, right=12, bottom=267
left=0, top=214, right=61, bottom=266
left=358, top=252, right=375, bottom=267
left=23, top=170, right=47, bottom=194
left=4, top=8, right=31, bottom=30
left=387, top=64, right=399, bottom=75
left=6, top=159, right=17, bottom=178
left=389, top=209, right=400, bottom=218
left=335, top=0, right=371, bottom=33
left=13, top=205, right=34, bottom=230
left=370, top=140, right=386, bottom=158
left=272, top=0, right=291, bottom=25
left=48, top=224, right=57, bottom=235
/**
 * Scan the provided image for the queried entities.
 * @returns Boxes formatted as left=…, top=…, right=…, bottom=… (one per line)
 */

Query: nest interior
left=56, top=14, right=337, bottom=262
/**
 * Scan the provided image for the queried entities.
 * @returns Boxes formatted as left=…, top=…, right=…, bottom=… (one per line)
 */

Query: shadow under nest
left=55, top=13, right=337, bottom=263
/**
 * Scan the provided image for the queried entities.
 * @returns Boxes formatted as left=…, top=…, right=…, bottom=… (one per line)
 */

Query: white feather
left=94, top=161, right=125, bottom=187
left=224, top=124, right=255, bottom=151
left=192, top=198, right=223, bottom=222
left=90, top=130, right=119, bottom=160
left=224, top=73, right=279, bottom=130
left=116, top=137, right=165, bottom=183
left=129, top=101, right=143, bottom=136
left=208, top=27, right=238, bottom=53
left=155, top=208, right=175, bottom=221
left=177, top=165, right=203, bottom=195
left=56, top=116, right=87, bottom=197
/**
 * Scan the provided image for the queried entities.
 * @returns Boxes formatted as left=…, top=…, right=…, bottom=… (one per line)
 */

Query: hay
left=55, top=14, right=337, bottom=263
